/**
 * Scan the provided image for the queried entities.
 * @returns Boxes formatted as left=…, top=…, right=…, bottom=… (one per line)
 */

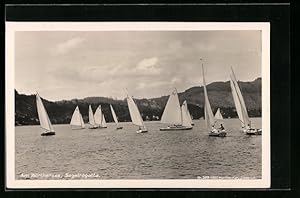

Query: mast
left=202, top=63, right=215, bottom=129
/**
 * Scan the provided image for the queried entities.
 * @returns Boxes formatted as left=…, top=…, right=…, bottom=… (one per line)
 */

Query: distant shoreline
left=15, top=117, right=262, bottom=127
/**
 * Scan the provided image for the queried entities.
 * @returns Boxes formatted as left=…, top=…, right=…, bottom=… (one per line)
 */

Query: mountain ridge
left=15, top=78, right=261, bottom=126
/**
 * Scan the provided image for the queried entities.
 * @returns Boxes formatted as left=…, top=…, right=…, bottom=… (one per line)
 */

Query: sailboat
left=88, top=105, right=98, bottom=129
left=230, top=67, right=262, bottom=135
left=184, top=101, right=194, bottom=126
left=70, top=106, right=85, bottom=129
left=36, top=93, right=55, bottom=136
left=110, top=104, right=123, bottom=129
left=94, top=105, right=107, bottom=128
left=101, top=113, right=107, bottom=128
left=126, top=91, right=148, bottom=133
left=181, top=100, right=194, bottom=127
left=202, top=65, right=227, bottom=137
left=160, top=89, right=193, bottom=131
left=214, top=108, right=223, bottom=120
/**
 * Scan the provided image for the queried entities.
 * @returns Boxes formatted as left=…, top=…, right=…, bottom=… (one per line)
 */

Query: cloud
left=135, top=57, right=161, bottom=75
left=137, top=57, right=158, bottom=69
left=55, top=37, right=85, bottom=54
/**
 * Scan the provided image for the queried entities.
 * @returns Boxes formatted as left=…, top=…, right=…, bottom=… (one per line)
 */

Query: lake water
left=15, top=118, right=261, bottom=180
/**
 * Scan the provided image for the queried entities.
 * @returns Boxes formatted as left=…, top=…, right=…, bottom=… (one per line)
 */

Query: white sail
left=230, top=68, right=251, bottom=127
left=181, top=101, right=192, bottom=127
left=202, top=65, right=216, bottom=129
left=36, top=93, right=54, bottom=132
left=88, top=105, right=96, bottom=127
left=80, top=113, right=85, bottom=128
left=102, top=114, right=107, bottom=127
left=126, top=93, right=144, bottom=127
left=110, top=104, right=119, bottom=126
left=161, top=89, right=182, bottom=125
left=185, top=103, right=194, bottom=125
left=214, top=108, right=223, bottom=120
left=94, top=105, right=103, bottom=126
left=70, top=106, right=84, bottom=128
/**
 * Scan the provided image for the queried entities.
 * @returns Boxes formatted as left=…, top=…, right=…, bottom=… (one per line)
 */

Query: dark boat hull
left=116, top=127, right=123, bottom=130
left=41, top=132, right=55, bottom=136
left=209, top=131, right=227, bottom=137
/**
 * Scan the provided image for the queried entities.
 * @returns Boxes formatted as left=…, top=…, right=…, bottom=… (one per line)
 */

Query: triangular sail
left=230, top=68, right=251, bottom=127
left=94, top=105, right=103, bottom=126
left=110, top=104, right=119, bottom=126
left=70, top=106, right=84, bottom=128
left=186, top=103, right=194, bottom=125
left=36, top=93, right=54, bottom=132
left=181, top=101, right=192, bottom=127
left=88, top=105, right=96, bottom=127
left=102, top=114, right=107, bottom=127
left=161, top=89, right=182, bottom=125
left=202, top=65, right=216, bottom=129
left=126, top=92, right=145, bottom=127
left=214, top=108, right=223, bottom=120
left=80, top=113, right=85, bottom=128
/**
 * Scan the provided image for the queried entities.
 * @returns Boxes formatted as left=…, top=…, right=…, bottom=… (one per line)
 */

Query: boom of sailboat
left=35, top=65, right=261, bottom=137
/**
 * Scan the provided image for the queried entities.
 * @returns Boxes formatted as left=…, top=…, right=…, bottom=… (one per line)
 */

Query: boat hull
left=160, top=126, right=193, bottom=131
left=41, top=131, right=55, bottom=136
left=89, top=126, right=98, bottom=129
left=71, top=127, right=85, bottom=130
left=245, top=129, right=262, bottom=135
left=209, top=131, right=227, bottom=137
left=116, top=127, right=123, bottom=130
left=136, top=129, right=148, bottom=133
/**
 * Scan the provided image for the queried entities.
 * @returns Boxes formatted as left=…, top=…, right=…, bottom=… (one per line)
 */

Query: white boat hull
left=136, top=129, right=148, bottom=133
left=245, top=128, right=262, bottom=135
left=160, top=126, right=193, bottom=131
left=89, top=126, right=98, bottom=129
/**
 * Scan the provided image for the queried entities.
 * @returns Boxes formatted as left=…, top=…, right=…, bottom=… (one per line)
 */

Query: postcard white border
left=5, top=22, right=270, bottom=189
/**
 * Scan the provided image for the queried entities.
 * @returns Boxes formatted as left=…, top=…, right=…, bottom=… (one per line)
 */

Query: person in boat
left=246, top=123, right=255, bottom=131
left=211, top=124, right=218, bottom=133
left=218, top=124, right=225, bottom=131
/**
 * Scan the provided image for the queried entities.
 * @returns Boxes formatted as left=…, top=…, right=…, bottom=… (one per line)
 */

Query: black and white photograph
left=5, top=22, right=270, bottom=188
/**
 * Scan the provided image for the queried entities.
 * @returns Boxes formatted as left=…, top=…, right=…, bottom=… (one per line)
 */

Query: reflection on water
left=15, top=118, right=262, bottom=180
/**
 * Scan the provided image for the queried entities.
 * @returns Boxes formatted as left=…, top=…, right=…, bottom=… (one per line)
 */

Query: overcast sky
left=15, top=31, right=261, bottom=101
